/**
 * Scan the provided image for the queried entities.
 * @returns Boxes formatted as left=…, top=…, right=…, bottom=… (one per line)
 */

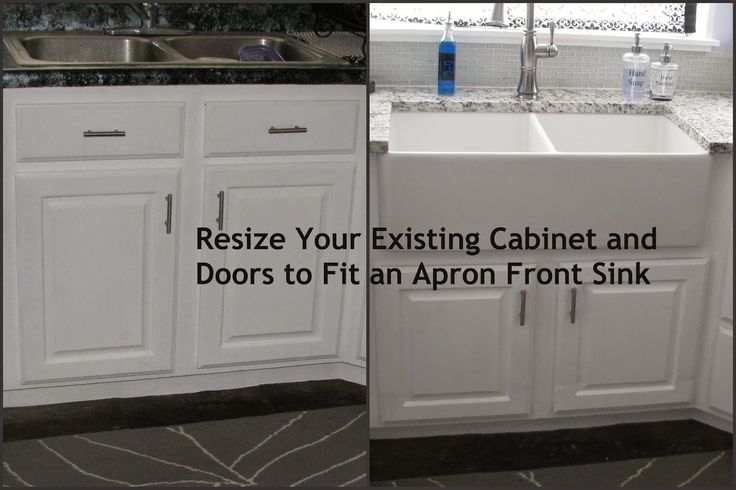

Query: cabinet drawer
left=204, top=100, right=358, bottom=157
left=16, top=102, right=184, bottom=162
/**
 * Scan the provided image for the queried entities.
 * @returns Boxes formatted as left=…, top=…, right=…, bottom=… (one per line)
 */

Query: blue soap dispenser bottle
left=438, top=11, right=456, bottom=95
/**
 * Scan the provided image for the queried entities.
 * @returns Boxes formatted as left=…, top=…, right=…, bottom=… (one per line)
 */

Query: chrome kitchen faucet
left=107, top=3, right=189, bottom=36
left=516, top=3, right=558, bottom=99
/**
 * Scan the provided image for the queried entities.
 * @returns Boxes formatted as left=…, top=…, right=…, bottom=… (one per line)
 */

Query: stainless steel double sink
left=4, top=32, right=348, bottom=67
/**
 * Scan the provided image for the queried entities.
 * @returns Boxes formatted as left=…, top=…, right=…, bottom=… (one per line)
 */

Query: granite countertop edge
left=3, top=65, right=366, bottom=88
left=370, top=88, right=733, bottom=155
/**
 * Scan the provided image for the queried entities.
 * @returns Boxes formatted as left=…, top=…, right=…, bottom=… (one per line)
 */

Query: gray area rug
left=3, top=405, right=367, bottom=487
left=372, top=450, right=733, bottom=487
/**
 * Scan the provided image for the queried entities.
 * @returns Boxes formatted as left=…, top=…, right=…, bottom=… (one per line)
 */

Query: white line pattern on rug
left=39, top=440, right=133, bottom=486
left=426, top=477, right=445, bottom=487
left=677, top=451, right=726, bottom=487
left=230, top=411, right=307, bottom=469
left=3, top=461, right=33, bottom=487
left=4, top=406, right=366, bottom=487
left=339, top=473, right=367, bottom=487
left=249, top=411, right=367, bottom=481
left=132, top=480, right=224, bottom=487
left=290, top=451, right=366, bottom=486
left=620, top=457, right=657, bottom=487
left=167, top=425, right=254, bottom=485
left=75, top=434, right=246, bottom=486
left=518, top=471, right=542, bottom=487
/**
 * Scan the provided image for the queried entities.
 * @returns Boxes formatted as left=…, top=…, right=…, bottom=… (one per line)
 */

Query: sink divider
left=528, top=113, right=558, bottom=153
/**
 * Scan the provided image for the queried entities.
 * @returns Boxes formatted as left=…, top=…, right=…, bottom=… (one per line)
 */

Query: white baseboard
left=4, top=362, right=366, bottom=407
left=370, top=408, right=728, bottom=439
left=692, top=409, right=734, bottom=433
left=339, top=362, right=367, bottom=385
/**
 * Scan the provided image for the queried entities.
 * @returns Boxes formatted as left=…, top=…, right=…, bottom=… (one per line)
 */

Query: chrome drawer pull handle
left=570, top=287, right=577, bottom=324
left=519, top=290, right=527, bottom=326
left=165, top=194, right=173, bottom=234
left=216, top=191, right=225, bottom=231
left=268, top=126, right=307, bottom=134
left=83, top=130, right=126, bottom=138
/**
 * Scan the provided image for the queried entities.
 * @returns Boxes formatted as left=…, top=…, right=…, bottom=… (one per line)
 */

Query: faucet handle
left=547, top=20, right=558, bottom=57
left=549, top=20, right=556, bottom=46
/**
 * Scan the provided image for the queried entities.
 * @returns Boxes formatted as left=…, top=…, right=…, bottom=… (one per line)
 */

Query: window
left=371, top=3, right=689, bottom=33
left=370, top=3, right=719, bottom=52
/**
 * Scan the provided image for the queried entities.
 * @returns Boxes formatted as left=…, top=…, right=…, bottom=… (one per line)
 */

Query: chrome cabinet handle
left=268, top=126, right=307, bottom=134
left=519, top=290, right=527, bottom=326
left=216, top=191, right=225, bottom=231
left=570, top=287, right=577, bottom=324
left=164, top=194, right=173, bottom=234
left=83, top=130, right=126, bottom=137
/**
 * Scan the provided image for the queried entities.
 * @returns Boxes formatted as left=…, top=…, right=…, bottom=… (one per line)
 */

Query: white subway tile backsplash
left=371, top=41, right=733, bottom=93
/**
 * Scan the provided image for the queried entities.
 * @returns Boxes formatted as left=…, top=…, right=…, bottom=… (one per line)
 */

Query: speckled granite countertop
left=371, top=88, right=733, bottom=154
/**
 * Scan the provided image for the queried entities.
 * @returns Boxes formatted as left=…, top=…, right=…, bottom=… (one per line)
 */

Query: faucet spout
left=516, top=3, right=558, bottom=99
left=107, top=2, right=189, bottom=36
left=129, top=2, right=155, bottom=29
left=487, top=3, right=507, bottom=28
left=525, top=3, right=535, bottom=32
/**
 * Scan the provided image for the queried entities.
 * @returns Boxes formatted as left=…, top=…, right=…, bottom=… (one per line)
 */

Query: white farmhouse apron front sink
left=378, top=112, right=711, bottom=247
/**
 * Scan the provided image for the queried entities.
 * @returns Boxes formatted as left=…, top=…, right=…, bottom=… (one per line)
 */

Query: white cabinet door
left=374, top=265, right=534, bottom=423
left=16, top=169, right=179, bottom=384
left=708, top=233, right=732, bottom=416
left=554, top=259, right=708, bottom=412
left=198, top=162, right=354, bottom=368
left=708, top=324, right=733, bottom=416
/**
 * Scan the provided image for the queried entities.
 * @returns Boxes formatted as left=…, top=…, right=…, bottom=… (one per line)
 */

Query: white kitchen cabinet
left=554, top=259, right=708, bottom=412
left=4, top=85, right=366, bottom=406
left=197, top=162, right=355, bottom=368
left=15, top=169, right=179, bottom=383
left=374, top=265, right=534, bottom=423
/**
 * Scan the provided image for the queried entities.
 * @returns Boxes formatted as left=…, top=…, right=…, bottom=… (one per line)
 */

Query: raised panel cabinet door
left=16, top=169, right=179, bottom=384
left=374, top=265, right=534, bottom=423
left=198, top=162, right=354, bottom=367
left=553, top=259, right=708, bottom=412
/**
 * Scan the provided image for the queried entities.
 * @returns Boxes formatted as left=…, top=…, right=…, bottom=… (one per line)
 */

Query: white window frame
left=370, top=3, right=720, bottom=52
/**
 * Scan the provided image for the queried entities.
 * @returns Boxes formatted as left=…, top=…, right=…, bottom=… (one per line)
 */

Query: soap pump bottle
left=438, top=11, right=456, bottom=95
left=622, top=32, right=650, bottom=100
left=650, top=42, right=679, bottom=101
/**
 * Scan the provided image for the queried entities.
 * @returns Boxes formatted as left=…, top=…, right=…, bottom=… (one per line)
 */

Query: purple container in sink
left=238, top=44, right=285, bottom=62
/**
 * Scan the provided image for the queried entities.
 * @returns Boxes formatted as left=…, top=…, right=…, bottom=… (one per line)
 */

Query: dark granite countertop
left=3, top=3, right=365, bottom=87
left=3, top=34, right=365, bottom=88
